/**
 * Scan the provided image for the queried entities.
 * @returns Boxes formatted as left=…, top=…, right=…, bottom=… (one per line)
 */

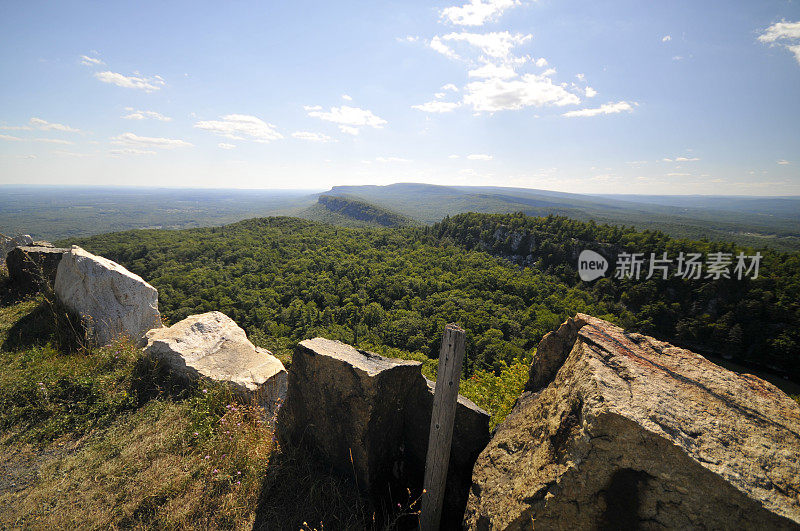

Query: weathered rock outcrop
left=277, top=338, right=490, bottom=519
left=0, top=234, right=34, bottom=265
left=465, top=314, right=800, bottom=530
left=6, top=245, right=69, bottom=293
left=55, top=246, right=162, bottom=345
left=143, top=312, right=287, bottom=412
left=277, top=338, right=422, bottom=496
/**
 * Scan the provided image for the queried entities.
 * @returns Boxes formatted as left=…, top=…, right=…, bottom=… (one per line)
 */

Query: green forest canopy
left=66, top=213, right=800, bottom=382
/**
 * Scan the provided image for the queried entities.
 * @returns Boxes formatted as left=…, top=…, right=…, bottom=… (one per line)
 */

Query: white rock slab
left=55, top=245, right=162, bottom=345
left=143, top=311, right=287, bottom=413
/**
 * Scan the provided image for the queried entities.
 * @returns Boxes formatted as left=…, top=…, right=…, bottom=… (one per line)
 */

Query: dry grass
left=0, top=276, right=376, bottom=529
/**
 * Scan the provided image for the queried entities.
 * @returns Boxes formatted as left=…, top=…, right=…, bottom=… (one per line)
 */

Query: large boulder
left=404, top=376, right=490, bottom=529
left=465, top=314, right=800, bottom=529
left=55, top=246, right=162, bottom=345
left=277, top=337, right=491, bottom=522
left=0, top=233, right=34, bottom=266
left=143, top=312, right=287, bottom=413
left=277, top=338, right=422, bottom=497
left=6, top=245, right=69, bottom=293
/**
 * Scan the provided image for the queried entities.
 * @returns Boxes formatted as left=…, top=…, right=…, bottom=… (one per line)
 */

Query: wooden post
left=420, top=323, right=466, bottom=530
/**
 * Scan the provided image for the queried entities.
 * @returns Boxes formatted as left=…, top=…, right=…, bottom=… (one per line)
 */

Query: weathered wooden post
left=420, top=323, right=467, bottom=530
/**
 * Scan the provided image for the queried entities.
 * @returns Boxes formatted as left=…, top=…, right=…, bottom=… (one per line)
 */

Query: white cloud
left=777, top=159, right=791, bottom=165
left=412, top=100, right=462, bottom=113
left=675, top=156, right=699, bottom=162
left=575, top=73, right=585, bottom=81
left=94, top=71, right=165, bottom=92
left=342, top=94, right=353, bottom=101
left=467, top=153, right=493, bottom=160
left=291, top=131, right=333, bottom=142
left=759, top=21, right=800, bottom=65
left=465, top=73, right=580, bottom=111
left=80, top=54, right=104, bottom=66
left=534, top=57, right=548, bottom=67
left=0, top=124, right=32, bottom=131
left=110, top=148, right=157, bottom=156
left=662, top=35, right=672, bottom=42
left=441, top=0, right=520, bottom=27
left=449, top=154, right=460, bottom=159
left=218, top=143, right=236, bottom=149
left=430, top=36, right=459, bottom=59
left=0, top=133, right=74, bottom=145
left=758, top=20, right=800, bottom=43
left=29, top=117, right=81, bottom=132
left=111, top=132, right=192, bottom=149
left=441, top=31, right=532, bottom=59
left=442, top=83, right=459, bottom=92
left=194, top=114, right=282, bottom=143
left=585, top=86, right=597, bottom=98
left=468, top=63, right=517, bottom=79
left=123, top=109, right=172, bottom=121
left=306, top=105, right=387, bottom=135
left=562, top=101, right=634, bottom=117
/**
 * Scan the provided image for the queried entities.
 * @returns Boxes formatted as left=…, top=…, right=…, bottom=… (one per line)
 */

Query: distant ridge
left=298, top=194, right=418, bottom=228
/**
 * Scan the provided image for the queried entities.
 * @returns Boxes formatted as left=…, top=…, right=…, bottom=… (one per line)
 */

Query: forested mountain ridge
left=300, top=195, right=418, bottom=228
left=63, top=217, right=624, bottom=376
left=63, top=213, right=799, bottom=382
left=436, top=213, right=800, bottom=380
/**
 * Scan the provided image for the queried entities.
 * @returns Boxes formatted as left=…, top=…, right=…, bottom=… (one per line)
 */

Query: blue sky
left=1, top=0, right=799, bottom=194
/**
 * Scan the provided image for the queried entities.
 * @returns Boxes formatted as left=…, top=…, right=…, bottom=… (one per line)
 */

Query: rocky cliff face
left=465, top=314, right=800, bottom=530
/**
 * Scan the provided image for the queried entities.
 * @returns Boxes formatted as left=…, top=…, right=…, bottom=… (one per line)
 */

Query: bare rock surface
left=6, top=245, right=69, bottom=293
left=143, top=311, right=287, bottom=412
left=54, top=246, right=162, bottom=345
left=0, top=234, right=34, bottom=265
left=277, top=338, right=422, bottom=497
left=465, top=314, right=800, bottom=530
left=277, top=337, right=491, bottom=521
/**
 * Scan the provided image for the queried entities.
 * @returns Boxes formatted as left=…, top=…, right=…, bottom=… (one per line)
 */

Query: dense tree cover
left=314, top=195, right=417, bottom=227
left=68, top=217, right=624, bottom=375
left=436, top=213, right=800, bottom=380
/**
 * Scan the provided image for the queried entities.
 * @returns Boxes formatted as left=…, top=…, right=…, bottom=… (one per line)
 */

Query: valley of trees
left=66, top=213, right=800, bottom=382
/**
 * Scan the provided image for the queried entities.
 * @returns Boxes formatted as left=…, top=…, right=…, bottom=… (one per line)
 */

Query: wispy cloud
left=111, top=132, right=192, bottom=149
left=777, top=159, right=791, bottom=165
left=467, top=153, right=493, bottom=160
left=194, top=114, right=282, bottom=143
left=94, top=71, right=166, bottom=92
left=305, top=105, right=387, bottom=135
left=562, top=101, right=634, bottom=117
left=411, top=100, right=461, bottom=113
left=662, top=35, right=672, bottom=42
left=80, top=54, right=104, bottom=66
left=0, top=133, right=74, bottom=145
left=1, top=118, right=81, bottom=133
left=292, top=131, right=334, bottom=142
left=123, top=108, right=172, bottom=121
left=218, top=143, right=236, bottom=150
